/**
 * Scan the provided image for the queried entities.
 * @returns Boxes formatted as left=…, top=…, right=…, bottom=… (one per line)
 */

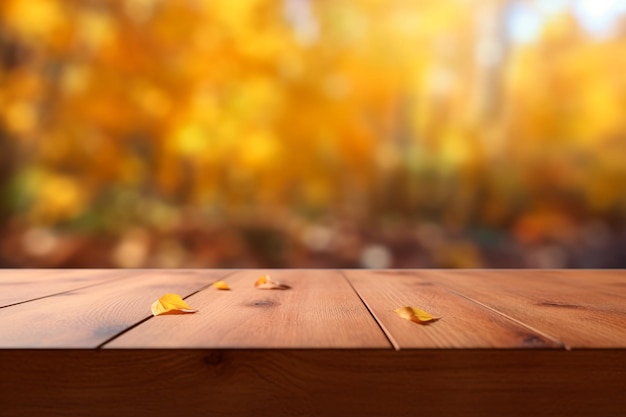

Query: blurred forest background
left=1, top=0, right=625, bottom=269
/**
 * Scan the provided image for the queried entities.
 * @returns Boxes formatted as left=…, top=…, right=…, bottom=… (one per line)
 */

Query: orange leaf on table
left=151, top=293, right=198, bottom=316
left=254, top=274, right=290, bottom=290
left=212, top=280, right=231, bottom=290
left=394, top=306, right=440, bottom=324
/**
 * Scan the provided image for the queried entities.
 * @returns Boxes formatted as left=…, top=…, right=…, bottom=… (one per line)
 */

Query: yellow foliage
left=212, top=281, right=231, bottom=290
left=4, top=102, right=36, bottom=135
left=0, top=0, right=624, bottom=237
left=394, top=307, right=440, bottom=324
left=77, top=10, right=117, bottom=50
left=30, top=173, right=87, bottom=224
left=151, top=294, right=198, bottom=316
left=255, top=274, right=290, bottom=290
left=2, top=0, right=63, bottom=38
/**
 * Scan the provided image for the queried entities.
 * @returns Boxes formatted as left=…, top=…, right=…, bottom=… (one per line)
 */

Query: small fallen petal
left=254, top=274, right=290, bottom=290
left=254, top=275, right=269, bottom=287
left=151, top=293, right=198, bottom=316
left=394, top=306, right=440, bottom=324
left=212, top=280, right=231, bottom=290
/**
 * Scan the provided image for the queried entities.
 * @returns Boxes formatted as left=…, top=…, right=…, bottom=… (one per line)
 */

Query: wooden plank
left=1, top=349, right=625, bottom=417
left=0, top=269, right=228, bottom=348
left=0, top=269, right=128, bottom=307
left=344, top=270, right=561, bottom=349
left=521, top=269, right=626, bottom=300
left=107, top=269, right=391, bottom=348
left=428, top=270, right=626, bottom=349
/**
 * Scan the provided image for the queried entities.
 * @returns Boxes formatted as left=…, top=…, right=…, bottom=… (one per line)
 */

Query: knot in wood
left=252, top=300, right=275, bottom=307
left=203, top=351, right=223, bottom=366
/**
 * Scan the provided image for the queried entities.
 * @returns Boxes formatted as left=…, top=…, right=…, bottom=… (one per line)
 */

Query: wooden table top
left=1, top=268, right=625, bottom=349
left=2, top=269, right=626, bottom=417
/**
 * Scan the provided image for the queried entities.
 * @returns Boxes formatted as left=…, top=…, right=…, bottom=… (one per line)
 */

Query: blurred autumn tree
left=0, top=0, right=625, bottom=268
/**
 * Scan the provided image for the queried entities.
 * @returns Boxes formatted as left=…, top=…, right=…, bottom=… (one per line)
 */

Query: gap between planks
left=343, top=270, right=566, bottom=349
left=339, top=270, right=401, bottom=350
left=104, top=269, right=392, bottom=349
left=0, top=270, right=231, bottom=348
left=441, top=286, right=567, bottom=349
left=0, top=270, right=139, bottom=309
left=96, top=270, right=238, bottom=349
left=426, top=269, right=626, bottom=349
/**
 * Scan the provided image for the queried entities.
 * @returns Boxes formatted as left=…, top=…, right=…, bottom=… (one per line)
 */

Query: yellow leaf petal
left=394, top=306, right=440, bottom=324
left=254, top=274, right=290, bottom=290
left=151, top=293, right=198, bottom=316
left=212, top=280, right=231, bottom=290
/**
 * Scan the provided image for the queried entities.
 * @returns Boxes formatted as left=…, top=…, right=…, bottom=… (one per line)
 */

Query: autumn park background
left=0, top=0, right=625, bottom=269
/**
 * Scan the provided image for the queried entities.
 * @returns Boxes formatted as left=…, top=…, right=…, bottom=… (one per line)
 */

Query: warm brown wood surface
left=426, top=269, right=626, bottom=348
left=0, top=269, right=228, bottom=347
left=108, top=269, right=390, bottom=348
left=1, top=349, right=625, bottom=417
left=0, top=269, right=127, bottom=307
left=534, top=270, right=626, bottom=298
left=343, top=270, right=561, bottom=349
left=1, top=268, right=625, bottom=348
left=1, top=269, right=625, bottom=417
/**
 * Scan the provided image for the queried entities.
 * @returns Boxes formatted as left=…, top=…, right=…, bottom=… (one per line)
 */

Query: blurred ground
left=2, top=210, right=624, bottom=268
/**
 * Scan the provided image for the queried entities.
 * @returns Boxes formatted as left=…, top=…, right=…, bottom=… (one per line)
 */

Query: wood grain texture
left=0, top=270, right=228, bottom=348
left=428, top=269, right=626, bottom=349
left=522, top=269, right=626, bottom=299
left=107, top=269, right=391, bottom=348
left=1, top=349, right=625, bottom=417
left=344, top=270, right=562, bottom=349
left=0, top=269, right=127, bottom=307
